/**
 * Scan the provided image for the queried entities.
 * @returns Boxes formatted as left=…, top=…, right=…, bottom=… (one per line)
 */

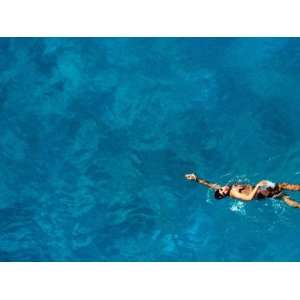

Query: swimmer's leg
left=277, top=194, right=300, bottom=208
left=278, top=183, right=300, bottom=191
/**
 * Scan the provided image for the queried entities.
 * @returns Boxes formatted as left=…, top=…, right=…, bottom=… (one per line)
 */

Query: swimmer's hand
left=185, top=173, right=197, bottom=181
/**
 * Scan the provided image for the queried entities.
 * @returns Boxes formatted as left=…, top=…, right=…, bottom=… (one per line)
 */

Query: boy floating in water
left=185, top=173, right=300, bottom=208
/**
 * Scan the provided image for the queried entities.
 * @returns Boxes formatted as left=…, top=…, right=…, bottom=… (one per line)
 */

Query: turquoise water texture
left=1, top=38, right=300, bottom=261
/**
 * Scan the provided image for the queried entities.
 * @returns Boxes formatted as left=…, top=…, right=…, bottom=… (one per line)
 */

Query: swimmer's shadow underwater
left=185, top=173, right=300, bottom=209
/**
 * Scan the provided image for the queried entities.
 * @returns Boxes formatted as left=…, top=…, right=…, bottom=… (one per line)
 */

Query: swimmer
left=184, top=173, right=300, bottom=208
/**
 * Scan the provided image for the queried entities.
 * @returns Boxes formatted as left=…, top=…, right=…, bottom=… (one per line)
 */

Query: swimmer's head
left=214, top=186, right=230, bottom=200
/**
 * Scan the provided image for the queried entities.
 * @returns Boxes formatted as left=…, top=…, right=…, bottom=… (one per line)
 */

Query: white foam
left=260, top=180, right=275, bottom=189
left=230, top=201, right=246, bottom=215
left=206, top=190, right=213, bottom=204
left=220, top=172, right=232, bottom=178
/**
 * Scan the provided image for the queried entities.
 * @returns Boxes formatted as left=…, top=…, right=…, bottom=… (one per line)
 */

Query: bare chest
left=230, top=184, right=254, bottom=197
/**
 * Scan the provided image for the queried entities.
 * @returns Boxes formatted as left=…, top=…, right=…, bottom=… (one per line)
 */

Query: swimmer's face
left=214, top=186, right=230, bottom=199
left=219, top=186, right=230, bottom=196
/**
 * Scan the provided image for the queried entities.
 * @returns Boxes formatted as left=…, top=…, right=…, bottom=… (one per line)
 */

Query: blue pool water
left=1, top=38, right=300, bottom=261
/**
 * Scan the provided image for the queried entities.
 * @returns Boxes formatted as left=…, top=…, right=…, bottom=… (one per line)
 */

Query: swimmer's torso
left=229, top=184, right=256, bottom=200
left=229, top=183, right=278, bottom=200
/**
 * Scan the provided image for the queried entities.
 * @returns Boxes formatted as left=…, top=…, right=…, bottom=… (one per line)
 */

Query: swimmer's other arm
left=232, top=180, right=269, bottom=201
left=185, top=173, right=221, bottom=191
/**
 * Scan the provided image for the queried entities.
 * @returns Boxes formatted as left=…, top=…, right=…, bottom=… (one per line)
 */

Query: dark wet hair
left=214, top=189, right=226, bottom=200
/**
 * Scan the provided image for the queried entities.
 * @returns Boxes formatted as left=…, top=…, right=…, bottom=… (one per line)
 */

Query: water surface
left=0, top=38, right=300, bottom=261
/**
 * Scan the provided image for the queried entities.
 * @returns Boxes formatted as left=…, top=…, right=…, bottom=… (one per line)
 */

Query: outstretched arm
left=185, top=173, right=221, bottom=191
